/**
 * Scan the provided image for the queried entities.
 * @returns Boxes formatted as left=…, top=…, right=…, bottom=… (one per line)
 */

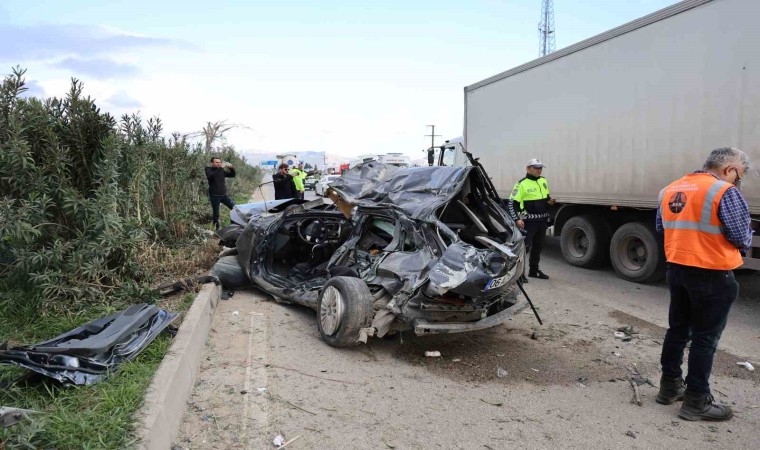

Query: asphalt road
left=175, top=183, right=760, bottom=449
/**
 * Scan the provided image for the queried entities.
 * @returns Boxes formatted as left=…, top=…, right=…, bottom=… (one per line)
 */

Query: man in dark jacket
left=273, top=163, right=296, bottom=200
left=205, top=157, right=236, bottom=230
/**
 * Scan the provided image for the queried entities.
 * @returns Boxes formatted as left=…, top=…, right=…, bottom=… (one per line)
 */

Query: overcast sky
left=1, top=0, right=674, bottom=159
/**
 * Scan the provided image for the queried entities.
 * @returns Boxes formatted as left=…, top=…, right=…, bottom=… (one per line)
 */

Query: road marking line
left=242, top=312, right=257, bottom=440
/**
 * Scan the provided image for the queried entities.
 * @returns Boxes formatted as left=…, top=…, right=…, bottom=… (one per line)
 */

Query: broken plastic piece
left=737, top=361, right=755, bottom=371
left=232, top=311, right=240, bottom=316
left=273, top=435, right=285, bottom=447
left=425, top=351, right=441, bottom=357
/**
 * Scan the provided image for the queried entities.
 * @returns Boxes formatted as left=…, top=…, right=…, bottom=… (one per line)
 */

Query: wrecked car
left=214, top=157, right=531, bottom=347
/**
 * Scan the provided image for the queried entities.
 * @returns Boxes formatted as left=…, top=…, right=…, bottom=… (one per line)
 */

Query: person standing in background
left=205, top=157, right=236, bottom=230
left=273, top=163, right=296, bottom=200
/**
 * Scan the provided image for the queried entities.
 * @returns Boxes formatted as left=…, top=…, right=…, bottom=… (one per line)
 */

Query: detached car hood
left=328, top=162, right=472, bottom=220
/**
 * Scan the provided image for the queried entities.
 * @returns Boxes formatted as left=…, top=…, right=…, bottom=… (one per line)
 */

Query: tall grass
left=0, top=66, right=261, bottom=317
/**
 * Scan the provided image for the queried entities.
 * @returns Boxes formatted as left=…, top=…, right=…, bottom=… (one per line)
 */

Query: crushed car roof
left=328, top=162, right=473, bottom=219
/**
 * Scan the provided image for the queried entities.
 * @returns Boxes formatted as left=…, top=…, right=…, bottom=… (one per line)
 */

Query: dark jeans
left=524, top=220, right=548, bottom=272
left=209, top=194, right=235, bottom=229
left=660, top=263, right=738, bottom=395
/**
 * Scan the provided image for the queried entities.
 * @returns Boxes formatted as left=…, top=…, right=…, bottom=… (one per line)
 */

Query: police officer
left=290, top=162, right=307, bottom=199
left=508, top=158, right=555, bottom=282
left=656, top=147, right=752, bottom=422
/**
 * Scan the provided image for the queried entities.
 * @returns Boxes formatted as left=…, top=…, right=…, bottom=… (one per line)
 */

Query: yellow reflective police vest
left=510, top=176, right=550, bottom=208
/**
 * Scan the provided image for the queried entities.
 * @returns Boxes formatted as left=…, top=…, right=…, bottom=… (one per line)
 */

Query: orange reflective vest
left=659, top=173, right=743, bottom=270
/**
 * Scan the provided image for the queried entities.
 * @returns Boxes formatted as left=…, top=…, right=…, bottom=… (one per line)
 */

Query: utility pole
left=425, top=125, right=441, bottom=150
left=538, top=0, right=556, bottom=57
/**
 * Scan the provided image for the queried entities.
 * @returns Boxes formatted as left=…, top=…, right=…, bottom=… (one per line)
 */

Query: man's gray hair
left=703, top=147, right=749, bottom=171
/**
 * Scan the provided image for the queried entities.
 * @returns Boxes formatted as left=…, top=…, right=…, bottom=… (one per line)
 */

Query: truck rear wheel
left=560, top=215, right=610, bottom=268
left=609, top=222, right=665, bottom=283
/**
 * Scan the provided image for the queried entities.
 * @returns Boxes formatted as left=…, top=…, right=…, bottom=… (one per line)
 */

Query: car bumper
left=412, top=297, right=529, bottom=335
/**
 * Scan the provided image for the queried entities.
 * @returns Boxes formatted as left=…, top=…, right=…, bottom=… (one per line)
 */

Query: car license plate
left=485, top=274, right=509, bottom=291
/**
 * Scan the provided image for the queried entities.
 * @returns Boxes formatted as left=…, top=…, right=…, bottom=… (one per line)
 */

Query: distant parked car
left=315, top=175, right=341, bottom=197
left=304, top=176, right=317, bottom=191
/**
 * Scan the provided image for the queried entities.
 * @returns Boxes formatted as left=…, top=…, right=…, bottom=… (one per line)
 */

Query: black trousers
left=660, top=263, right=738, bottom=394
left=209, top=194, right=235, bottom=228
left=524, top=220, right=548, bottom=272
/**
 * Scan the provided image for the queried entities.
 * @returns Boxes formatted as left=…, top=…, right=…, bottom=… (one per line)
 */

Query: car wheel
left=609, top=222, right=665, bottom=283
left=560, top=215, right=610, bottom=268
left=317, top=276, right=374, bottom=347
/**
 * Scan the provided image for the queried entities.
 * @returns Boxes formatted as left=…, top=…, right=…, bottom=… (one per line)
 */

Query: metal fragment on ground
left=0, top=304, right=177, bottom=385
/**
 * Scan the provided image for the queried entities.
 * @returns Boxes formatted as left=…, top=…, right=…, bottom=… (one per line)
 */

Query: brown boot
left=678, top=392, right=733, bottom=421
left=655, top=375, right=685, bottom=405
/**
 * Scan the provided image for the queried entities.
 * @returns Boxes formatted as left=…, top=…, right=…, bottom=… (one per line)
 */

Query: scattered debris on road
left=425, top=351, right=441, bottom=358
left=629, top=377, right=643, bottom=406
left=480, top=399, right=503, bottom=407
left=736, top=361, right=755, bottom=371
left=496, top=367, right=508, bottom=378
left=614, top=325, right=636, bottom=341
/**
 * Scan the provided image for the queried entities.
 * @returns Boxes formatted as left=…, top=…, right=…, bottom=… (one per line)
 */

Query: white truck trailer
left=462, top=0, right=759, bottom=282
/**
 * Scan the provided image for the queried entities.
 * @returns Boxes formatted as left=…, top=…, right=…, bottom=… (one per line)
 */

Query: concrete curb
left=135, top=281, right=220, bottom=450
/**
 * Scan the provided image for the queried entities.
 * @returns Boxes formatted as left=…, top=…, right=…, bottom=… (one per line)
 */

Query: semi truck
left=456, top=0, right=759, bottom=283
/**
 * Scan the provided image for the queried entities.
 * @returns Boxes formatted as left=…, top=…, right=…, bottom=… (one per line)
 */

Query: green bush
left=0, top=67, right=261, bottom=318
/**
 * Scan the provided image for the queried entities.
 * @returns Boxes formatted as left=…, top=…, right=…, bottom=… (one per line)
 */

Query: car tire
left=609, top=222, right=665, bottom=283
left=317, top=276, right=374, bottom=347
left=560, top=215, right=610, bottom=268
